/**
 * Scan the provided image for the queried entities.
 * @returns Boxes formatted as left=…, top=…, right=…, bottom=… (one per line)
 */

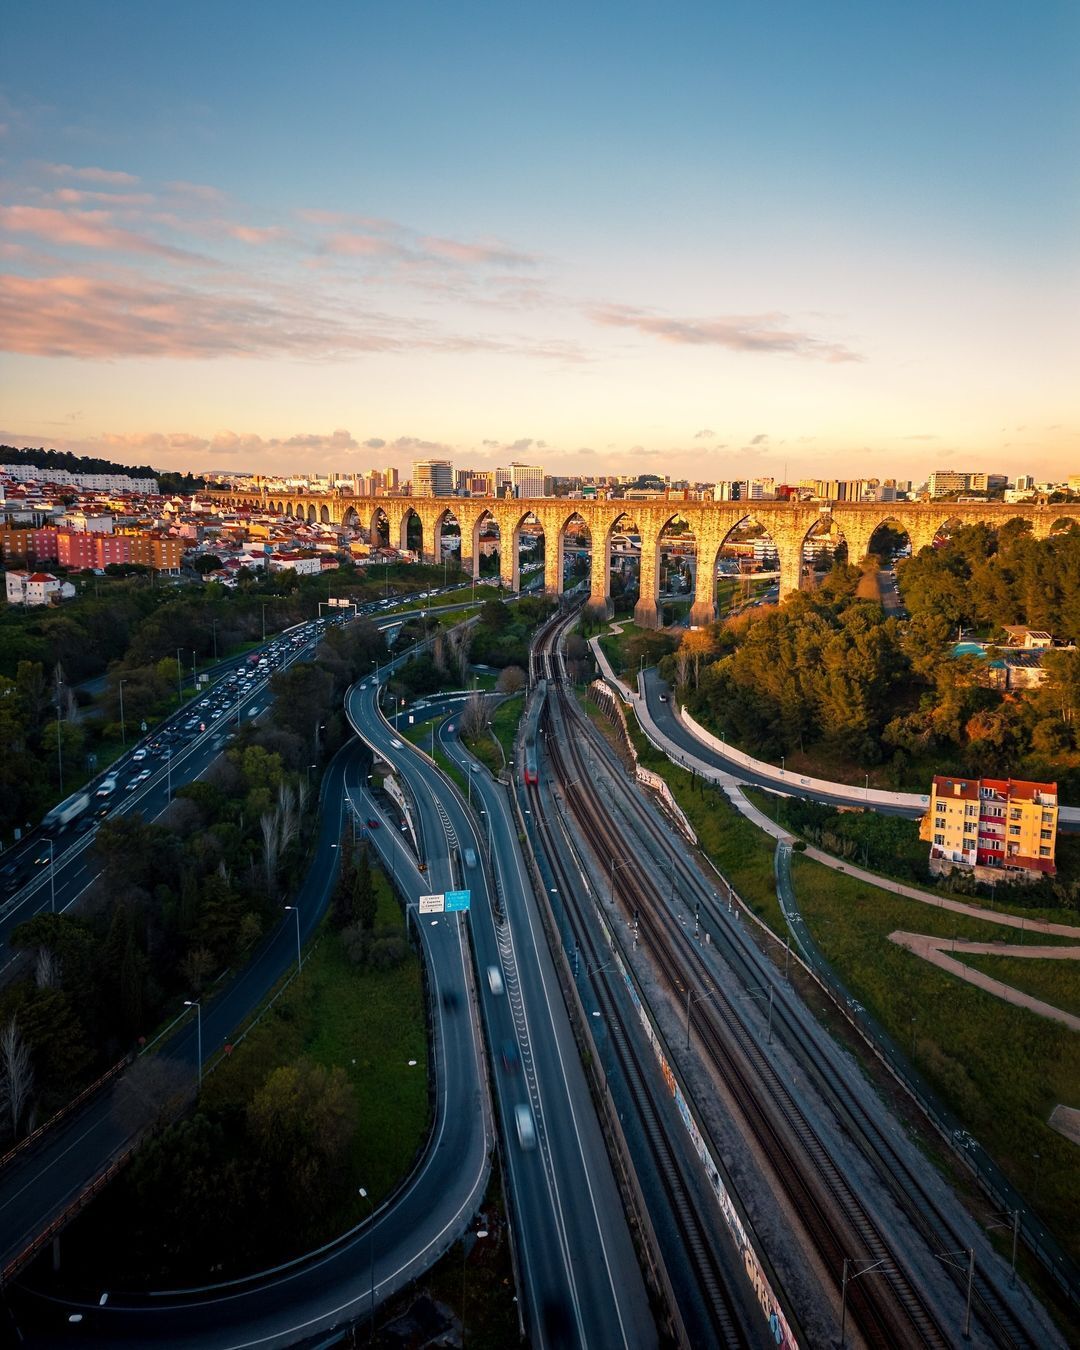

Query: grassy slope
left=626, top=705, right=1080, bottom=1262
left=202, top=869, right=429, bottom=1220
left=957, top=952, right=1080, bottom=1021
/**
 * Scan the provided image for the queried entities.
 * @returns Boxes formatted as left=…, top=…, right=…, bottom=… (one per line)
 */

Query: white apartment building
left=509, top=463, right=545, bottom=498
left=5, top=569, right=75, bottom=606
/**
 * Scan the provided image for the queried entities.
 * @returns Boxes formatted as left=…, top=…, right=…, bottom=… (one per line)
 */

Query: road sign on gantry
left=418, top=893, right=445, bottom=914
left=445, top=890, right=471, bottom=912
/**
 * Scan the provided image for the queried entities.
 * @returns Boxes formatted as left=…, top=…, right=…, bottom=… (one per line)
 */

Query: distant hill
left=1, top=445, right=205, bottom=493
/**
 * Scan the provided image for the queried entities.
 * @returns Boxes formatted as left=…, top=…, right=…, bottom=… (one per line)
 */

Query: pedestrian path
left=888, top=932, right=1080, bottom=1032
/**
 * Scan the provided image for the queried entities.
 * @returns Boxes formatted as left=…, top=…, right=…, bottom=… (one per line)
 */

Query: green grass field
left=625, top=704, right=1080, bottom=1263
left=201, top=868, right=429, bottom=1219
left=597, top=620, right=643, bottom=676
left=957, top=952, right=1080, bottom=1020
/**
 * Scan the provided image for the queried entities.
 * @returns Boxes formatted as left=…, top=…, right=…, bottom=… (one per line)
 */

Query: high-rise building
left=1016, top=475, right=1035, bottom=491
left=968, top=472, right=1008, bottom=493
left=494, top=467, right=512, bottom=497
left=412, top=460, right=453, bottom=497
left=384, top=467, right=399, bottom=491
left=928, top=470, right=970, bottom=497
left=509, top=463, right=545, bottom=498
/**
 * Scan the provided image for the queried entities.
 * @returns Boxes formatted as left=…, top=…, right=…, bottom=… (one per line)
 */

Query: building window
left=1008, top=826, right=1021, bottom=836
left=1041, top=829, right=1053, bottom=840
left=1043, top=813, right=1054, bottom=825
left=935, top=817, right=946, bottom=829
left=934, top=834, right=944, bottom=846
left=1010, top=808, right=1022, bottom=820
left=965, top=804, right=977, bottom=817
left=1040, top=847, right=1051, bottom=857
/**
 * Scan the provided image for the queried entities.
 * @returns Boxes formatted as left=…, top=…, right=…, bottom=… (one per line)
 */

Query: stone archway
left=802, top=516, right=848, bottom=578
left=369, top=506, right=389, bottom=550
left=657, top=513, right=696, bottom=626
left=472, top=510, right=501, bottom=582
left=434, top=507, right=461, bottom=582
left=320, top=504, right=331, bottom=525
left=713, top=514, right=783, bottom=616
left=399, top=509, right=422, bottom=556
left=558, top=510, right=597, bottom=610
left=341, top=505, right=360, bottom=531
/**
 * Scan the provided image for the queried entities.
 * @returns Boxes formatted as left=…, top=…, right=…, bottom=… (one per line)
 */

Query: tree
left=496, top=665, right=526, bottom=694
left=353, top=845, right=376, bottom=932
left=0, top=1016, right=34, bottom=1139
left=193, top=554, right=223, bottom=575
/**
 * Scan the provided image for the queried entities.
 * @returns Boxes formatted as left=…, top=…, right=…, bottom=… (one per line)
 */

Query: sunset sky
left=2, top=1, right=1077, bottom=482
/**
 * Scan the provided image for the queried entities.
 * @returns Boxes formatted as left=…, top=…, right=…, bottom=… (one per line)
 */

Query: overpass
left=206, top=489, right=1080, bottom=629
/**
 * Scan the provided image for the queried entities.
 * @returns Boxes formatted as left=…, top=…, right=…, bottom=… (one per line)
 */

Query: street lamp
left=176, top=648, right=185, bottom=706
left=358, top=1186, right=375, bottom=1339
left=183, top=999, right=202, bottom=1090
left=48, top=838, right=56, bottom=914
left=284, top=904, right=302, bottom=973
left=118, top=677, right=127, bottom=746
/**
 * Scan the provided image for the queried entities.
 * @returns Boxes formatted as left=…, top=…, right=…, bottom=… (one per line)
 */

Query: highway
left=8, top=737, right=494, bottom=1347
left=345, top=676, right=655, bottom=1347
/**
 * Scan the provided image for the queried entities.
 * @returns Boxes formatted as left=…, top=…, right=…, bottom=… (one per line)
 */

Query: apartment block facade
left=922, top=775, right=1058, bottom=880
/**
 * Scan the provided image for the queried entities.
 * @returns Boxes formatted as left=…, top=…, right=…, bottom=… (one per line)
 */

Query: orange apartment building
left=921, top=775, right=1058, bottom=880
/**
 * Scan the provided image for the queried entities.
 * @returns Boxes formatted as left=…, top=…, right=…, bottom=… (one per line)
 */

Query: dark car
left=500, top=1040, right=520, bottom=1073
left=366, top=817, right=380, bottom=829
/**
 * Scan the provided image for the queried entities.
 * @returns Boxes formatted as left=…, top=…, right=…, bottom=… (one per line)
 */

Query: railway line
left=525, top=692, right=756, bottom=1345
left=529, top=608, right=1041, bottom=1349
left=563, top=643, right=1049, bottom=1349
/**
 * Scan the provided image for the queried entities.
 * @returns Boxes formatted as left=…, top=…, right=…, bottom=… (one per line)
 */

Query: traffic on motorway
left=0, top=582, right=473, bottom=909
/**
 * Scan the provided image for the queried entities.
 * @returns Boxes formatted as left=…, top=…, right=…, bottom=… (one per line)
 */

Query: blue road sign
left=445, top=889, right=471, bottom=913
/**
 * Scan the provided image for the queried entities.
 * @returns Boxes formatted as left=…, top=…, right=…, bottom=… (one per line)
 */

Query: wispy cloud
left=694, top=428, right=715, bottom=439
left=318, top=217, right=538, bottom=270
left=0, top=205, right=205, bottom=262
left=588, top=303, right=862, bottom=363
left=0, top=271, right=585, bottom=363
left=39, top=162, right=140, bottom=186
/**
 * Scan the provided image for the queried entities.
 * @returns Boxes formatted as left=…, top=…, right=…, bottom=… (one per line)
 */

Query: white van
left=96, top=776, right=117, bottom=798
left=486, top=966, right=504, bottom=996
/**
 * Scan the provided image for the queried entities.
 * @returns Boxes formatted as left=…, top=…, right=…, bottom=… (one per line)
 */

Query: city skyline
left=2, top=2, right=1077, bottom=481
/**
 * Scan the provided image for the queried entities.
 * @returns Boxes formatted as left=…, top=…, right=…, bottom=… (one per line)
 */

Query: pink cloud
left=588, top=303, right=862, bottom=363
left=322, top=232, right=407, bottom=259
left=223, top=224, right=284, bottom=245
left=421, top=235, right=536, bottom=267
left=0, top=204, right=204, bottom=262
left=50, top=187, right=156, bottom=207
left=40, top=162, right=139, bottom=185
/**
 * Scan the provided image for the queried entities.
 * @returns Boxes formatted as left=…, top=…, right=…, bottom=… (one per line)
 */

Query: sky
left=1, top=1, right=1077, bottom=482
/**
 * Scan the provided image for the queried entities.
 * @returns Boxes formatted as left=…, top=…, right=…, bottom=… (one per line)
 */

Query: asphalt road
left=344, top=678, right=654, bottom=1349
left=640, top=667, right=925, bottom=820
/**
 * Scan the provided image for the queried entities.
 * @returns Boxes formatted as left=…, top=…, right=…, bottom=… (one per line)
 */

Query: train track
left=525, top=696, right=752, bottom=1343
left=531, top=610, right=958, bottom=1350
left=548, top=616, right=1042, bottom=1350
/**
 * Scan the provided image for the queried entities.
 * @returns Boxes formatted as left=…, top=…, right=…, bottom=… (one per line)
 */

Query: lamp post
left=118, top=678, right=127, bottom=746
left=48, top=838, right=56, bottom=914
left=358, top=1186, right=375, bottom=1339
left=176, top=647, right=185, bottom=706
left=183, top=999, right=202, bottom=1090
left=284, top=904, right=302, bottom=973
left=261, top=602, right=267, bottom=642
left=211, top=617, right=218, bottom=661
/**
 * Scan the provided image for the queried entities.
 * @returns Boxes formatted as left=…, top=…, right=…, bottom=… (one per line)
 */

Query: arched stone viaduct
left=206, top=490, right=1080, bottom=629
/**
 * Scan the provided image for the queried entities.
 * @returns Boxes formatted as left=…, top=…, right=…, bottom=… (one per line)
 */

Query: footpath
left=588, top=628, right=1080, bottom=1025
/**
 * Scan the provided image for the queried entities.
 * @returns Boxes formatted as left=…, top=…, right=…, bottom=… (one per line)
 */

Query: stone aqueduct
left=207, top=490, right=1080, bottom=629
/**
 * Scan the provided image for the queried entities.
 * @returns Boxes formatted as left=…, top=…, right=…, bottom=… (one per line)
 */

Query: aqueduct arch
left=203, top=490, right=1080, bottom=628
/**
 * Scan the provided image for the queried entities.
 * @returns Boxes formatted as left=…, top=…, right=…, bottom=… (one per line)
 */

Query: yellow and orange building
left=921, top=775, right=1058, bottom=880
